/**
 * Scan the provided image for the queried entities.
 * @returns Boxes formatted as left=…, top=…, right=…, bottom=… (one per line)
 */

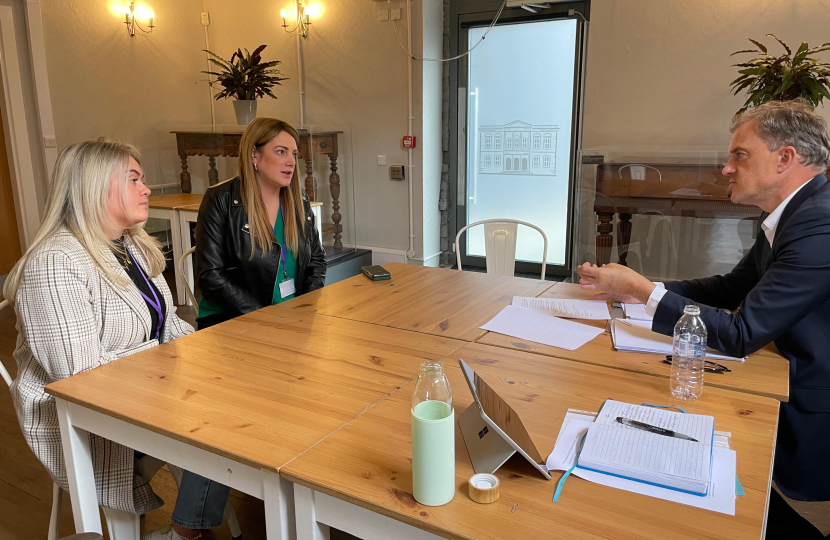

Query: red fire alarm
left=402, top=135, right=416, bottom=148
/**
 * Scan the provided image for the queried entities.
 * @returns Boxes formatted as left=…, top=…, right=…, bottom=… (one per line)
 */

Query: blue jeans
left=172, top=470, right=231, bottom=529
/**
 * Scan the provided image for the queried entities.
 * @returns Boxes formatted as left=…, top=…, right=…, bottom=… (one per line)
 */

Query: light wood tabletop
left=282, top=342, right=780, bottom=540
left=45, top=308, right=463, bottom=473
left=148, top=193, right=204, bottom=210
left=275, top=263, right=555, bottom=342
left=477, top=282, right=790, bottom=402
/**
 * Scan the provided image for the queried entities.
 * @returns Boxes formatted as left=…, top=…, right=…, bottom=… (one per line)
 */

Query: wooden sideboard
left=593, top=160, right=762, bottom=266
left=172, top=130, right=345, bottom=249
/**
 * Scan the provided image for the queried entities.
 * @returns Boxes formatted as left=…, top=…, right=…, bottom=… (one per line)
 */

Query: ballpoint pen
left=616, top=416, right=699, bottom=442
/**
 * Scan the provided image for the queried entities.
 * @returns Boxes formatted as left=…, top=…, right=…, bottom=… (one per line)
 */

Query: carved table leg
left=329, top=156, right=342, bottom=250
left=304, top=158, right=316, bottom=201
left=617, top=213, right=632, bottom=266
left=596, top=212, right=614, bottom=266
left=207, top=156, right=219, bottom=186
left=179, top=154, right=191, bottom=193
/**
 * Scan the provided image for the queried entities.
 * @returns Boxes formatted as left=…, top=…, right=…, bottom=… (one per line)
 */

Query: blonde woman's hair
left=3, top=139, right=166, bottom=305
left=237, top=117, right=306, bottom=259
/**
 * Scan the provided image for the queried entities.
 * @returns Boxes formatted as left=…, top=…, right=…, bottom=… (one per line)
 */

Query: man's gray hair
left=730, top=100, right=830, bottom=169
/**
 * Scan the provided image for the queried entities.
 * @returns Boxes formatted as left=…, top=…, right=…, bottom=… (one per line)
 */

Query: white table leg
left=265, top=473, right=299, bottom=540
left=293, top=484, right=330, bottom=540
left=149, top=208, right=185, bottom=305
left=55, top=398, right=103, bottom=534
left=179, top=210, right=198, bottom=307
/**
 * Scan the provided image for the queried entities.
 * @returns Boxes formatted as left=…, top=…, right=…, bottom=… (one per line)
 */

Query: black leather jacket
left=194, top=177, right=326, bottom=319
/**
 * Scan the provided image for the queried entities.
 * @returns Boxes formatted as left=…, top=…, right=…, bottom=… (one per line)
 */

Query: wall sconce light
left=124, top=1, right=155, bottom=37
left=281, top=1, right=321, bottom=38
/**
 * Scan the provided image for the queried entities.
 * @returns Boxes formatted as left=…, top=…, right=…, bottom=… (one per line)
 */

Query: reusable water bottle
left=670, top=305, right=707, bottom=401
left=411, top=360, right=455, bottom=506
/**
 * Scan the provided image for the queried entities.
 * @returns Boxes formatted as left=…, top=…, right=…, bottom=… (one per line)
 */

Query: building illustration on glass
left=479, top=121, right=559, bottom=176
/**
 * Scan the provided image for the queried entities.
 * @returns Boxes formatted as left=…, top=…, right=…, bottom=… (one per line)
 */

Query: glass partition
left=572, top=147, right=760, bottom=282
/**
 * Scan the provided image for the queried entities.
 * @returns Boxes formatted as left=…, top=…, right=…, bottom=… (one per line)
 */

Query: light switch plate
left=377, top=155, right=387, bottom=166
left=378, top=10, right=389, bottom=22
left=391, top=8, right=402, bottom=20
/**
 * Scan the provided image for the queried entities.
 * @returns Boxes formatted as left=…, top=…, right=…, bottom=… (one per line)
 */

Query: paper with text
left=548, top=412, right=735, bottom=514
left=512, top=296, right=611, bottom=320
left=481, top=305, right=604, bottom=351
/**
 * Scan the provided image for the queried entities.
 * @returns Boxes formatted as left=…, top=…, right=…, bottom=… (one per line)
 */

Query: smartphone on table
left=362, top=265, right=391, bottom=281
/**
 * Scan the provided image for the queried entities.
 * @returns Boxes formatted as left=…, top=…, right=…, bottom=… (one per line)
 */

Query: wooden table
left=593, top=160, right=761, bottom=267
left=47, top=309, right=463, bottom=537
left=283, top=342, right=780, bottom=540
left=276, top=263, right=555, bottom=342
left=478, top=283, right=790, bottom=401
left=148, top=194, right=204, bottom=305
left=172, top=129, right=346, bottom=249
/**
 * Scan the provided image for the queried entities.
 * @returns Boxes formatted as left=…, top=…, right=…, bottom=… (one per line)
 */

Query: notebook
left=576, top=400, right=715, bottom=496
left=611, top=319, right=746, bottom=362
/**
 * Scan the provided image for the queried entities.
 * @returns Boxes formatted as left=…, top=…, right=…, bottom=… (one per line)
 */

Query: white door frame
left=0, top=2, right=52, bottom=250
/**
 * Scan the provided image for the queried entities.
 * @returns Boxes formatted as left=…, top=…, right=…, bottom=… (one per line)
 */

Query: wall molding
left=0, top=4, right=40, bottom=248
left=25, top=0, right=57, bottom=181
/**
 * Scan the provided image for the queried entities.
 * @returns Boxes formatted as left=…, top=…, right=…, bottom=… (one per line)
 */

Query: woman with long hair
left=195, top=117, right=326, bottom=329
left=4, top=139, right=229, bottom=540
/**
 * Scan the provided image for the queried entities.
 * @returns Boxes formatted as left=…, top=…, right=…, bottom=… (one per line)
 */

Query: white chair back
left=179, top=247, right=199, bottom=315
left=455, top=219, right=548, bottom=280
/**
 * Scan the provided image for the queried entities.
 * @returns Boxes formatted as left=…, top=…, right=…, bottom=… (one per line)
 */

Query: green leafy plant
left=202, top=45, right=289, bottom=100
left=730, top=34, right=830, bottom=111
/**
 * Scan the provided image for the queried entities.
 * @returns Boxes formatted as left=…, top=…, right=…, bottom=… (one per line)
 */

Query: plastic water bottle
left=670, top=305, right=707, bottom=401
left=411, top=360, right=455, bottom=506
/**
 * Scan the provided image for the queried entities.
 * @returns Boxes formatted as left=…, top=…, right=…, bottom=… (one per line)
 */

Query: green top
left=198, top=205, right=297, bottom=321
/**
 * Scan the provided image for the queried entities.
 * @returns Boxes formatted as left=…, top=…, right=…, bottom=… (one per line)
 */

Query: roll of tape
left=468, top=473, right=500, bottom=504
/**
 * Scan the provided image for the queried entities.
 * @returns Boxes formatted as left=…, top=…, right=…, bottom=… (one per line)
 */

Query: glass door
left=457, top=16, right=584, bottom=276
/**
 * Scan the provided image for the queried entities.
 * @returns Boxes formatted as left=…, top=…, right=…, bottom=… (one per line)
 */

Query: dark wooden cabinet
left=172, top=130, right=345, bottom=249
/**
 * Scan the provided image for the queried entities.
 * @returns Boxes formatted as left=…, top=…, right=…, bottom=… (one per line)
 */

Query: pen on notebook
left=616, top=417, right=699, bottom=442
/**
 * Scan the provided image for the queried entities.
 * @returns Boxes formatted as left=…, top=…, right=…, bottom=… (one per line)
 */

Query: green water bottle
left=411, top=360, right=455, bottom=506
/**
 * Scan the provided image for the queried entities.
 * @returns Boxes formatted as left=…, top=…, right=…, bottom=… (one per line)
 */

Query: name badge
left=279, top=278, right=296, bottom=298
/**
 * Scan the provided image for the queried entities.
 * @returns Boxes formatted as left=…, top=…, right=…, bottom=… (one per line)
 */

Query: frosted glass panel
left=466, top=19, right=577, bottom=266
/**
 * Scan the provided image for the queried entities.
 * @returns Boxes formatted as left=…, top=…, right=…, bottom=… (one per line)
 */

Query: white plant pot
left=233, top=100, right=257, bottom=125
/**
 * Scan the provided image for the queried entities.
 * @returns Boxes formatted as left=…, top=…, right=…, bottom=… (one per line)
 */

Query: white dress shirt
left=642, top=178, right=813, bottom=318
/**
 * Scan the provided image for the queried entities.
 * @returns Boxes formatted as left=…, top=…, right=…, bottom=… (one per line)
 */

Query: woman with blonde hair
left=5, top=139, right=228, bottom=540
left=195, top=117, right=326, bottom=329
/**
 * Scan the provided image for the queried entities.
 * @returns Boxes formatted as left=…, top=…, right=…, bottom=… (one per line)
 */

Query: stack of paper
left=622, top=303, right=652, bottom=321
left=512, top=297, right=611, bottom=320
left=480, top=305, right=604, bottom=351
left=547, top=405, right=737, bottom=515
left=611, top=319, right=745, bottom=362
left=577, top=401, right=714, bottom=495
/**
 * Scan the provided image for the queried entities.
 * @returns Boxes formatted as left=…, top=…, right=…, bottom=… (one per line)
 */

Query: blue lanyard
left=126, top=247, right=164, bottom=339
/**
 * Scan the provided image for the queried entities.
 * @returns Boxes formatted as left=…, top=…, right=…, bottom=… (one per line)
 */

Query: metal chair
left=179, top=246, right=198, bottom=315
left=455, top=219, right=548, bottom=280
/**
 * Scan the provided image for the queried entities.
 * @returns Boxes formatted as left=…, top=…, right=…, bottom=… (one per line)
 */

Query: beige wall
left=583, top=0, right=830, bottom=149
left=41, top=0, right=421, bottom=253
left=34, top=0, right=830, bottom=261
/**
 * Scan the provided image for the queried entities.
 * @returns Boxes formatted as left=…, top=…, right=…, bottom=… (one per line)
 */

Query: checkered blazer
left=9, top=229, right=193, bottom=515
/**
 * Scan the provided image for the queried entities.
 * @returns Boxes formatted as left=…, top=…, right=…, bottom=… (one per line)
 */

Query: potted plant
left=203, top=44, right=289, bottom=125
left=730, top=34, right=830, bottom=112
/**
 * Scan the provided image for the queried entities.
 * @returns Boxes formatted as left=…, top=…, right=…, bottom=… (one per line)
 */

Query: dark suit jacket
left=652, top=173, right=830, bottom=502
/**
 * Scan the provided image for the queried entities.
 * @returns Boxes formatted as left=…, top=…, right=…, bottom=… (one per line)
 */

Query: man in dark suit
left=579, top=100, right=830, bottom=539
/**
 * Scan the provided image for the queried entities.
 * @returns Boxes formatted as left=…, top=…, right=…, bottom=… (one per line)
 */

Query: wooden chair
left=455, top=219, right=548, bottom=280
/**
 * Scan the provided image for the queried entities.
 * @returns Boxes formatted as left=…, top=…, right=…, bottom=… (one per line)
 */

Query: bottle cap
left=468, top=473, right=500, bottom=504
